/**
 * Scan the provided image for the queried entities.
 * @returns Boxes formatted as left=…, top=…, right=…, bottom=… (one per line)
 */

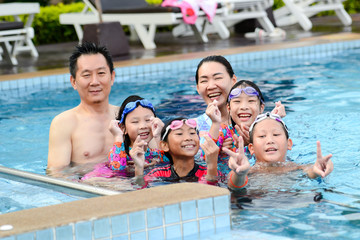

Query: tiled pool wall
left=1, top=39, right=360, bottom=97
left=0, top=183, right=230, bottom=240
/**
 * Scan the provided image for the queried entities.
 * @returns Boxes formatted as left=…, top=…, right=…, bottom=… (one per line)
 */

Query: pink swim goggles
left=162, top=119, right=197, bottom=141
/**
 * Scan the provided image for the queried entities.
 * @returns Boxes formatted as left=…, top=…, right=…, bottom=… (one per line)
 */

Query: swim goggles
left=161, top=119, right=197, bottom=141
left=249, top=112, right=288, bottom=134
left=228, top=87, right=264, bottom=103
left=119, top=99, right=155, bottom=123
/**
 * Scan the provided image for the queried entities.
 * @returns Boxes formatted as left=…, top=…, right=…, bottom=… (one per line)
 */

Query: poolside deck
left=1, top=14, right=360, bottom=81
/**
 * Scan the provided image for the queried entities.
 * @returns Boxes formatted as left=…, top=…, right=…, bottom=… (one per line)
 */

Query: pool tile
left=213, top=195, right=229, bottom=215
left=182, top=221, right=198, bottom=238
left=164, top=204, right=180, bottom=224
left=199, top=217, right=215, bottom=237
left=215, top=215, right=231, bottom=232
left=180, top=200, right=197, bottom=221
left=197, top=198, right=213, bottom=218
left=111, top=214, right=128, bottom=235
left=129, top=210, right=145, bottom=232
left=165, top=224, right=181, bottom=240
left=36, top=228, right=54, bottom=240
left=15, top=232, right=34, bottom=240
left=75, top=221, right=92, bottom=240
left=55, top=224, right=73, bottom=240
left=112, top=234, right=129, bottom=240
left=0, top=236, right=15, bottom=240
left=130, top=231, right=146, bottom=240
left=148, top=227, right=164, bottom=240
left=93, top=217, right=110, bottom=239
left=147, top=207, right=164, bottom=228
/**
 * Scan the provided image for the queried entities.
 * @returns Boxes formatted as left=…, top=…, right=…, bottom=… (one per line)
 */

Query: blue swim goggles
left=119, top=99, right=155, bottom=123
left=228, top=87, right=264, bottom=103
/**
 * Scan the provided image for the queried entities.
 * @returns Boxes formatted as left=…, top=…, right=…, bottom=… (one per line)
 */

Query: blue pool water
left=1, top=42, right=360, bottom=239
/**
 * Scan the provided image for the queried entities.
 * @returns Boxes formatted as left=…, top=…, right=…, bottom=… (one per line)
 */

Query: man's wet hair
left=69, top=42, right=114, bottom=78
left=195, top=55, right=235, bottom=84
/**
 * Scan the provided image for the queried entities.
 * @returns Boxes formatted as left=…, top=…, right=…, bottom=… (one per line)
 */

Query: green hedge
left=32, top=2, right=85, bottom=45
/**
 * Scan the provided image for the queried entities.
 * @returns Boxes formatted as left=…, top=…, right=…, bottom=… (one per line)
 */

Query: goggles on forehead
left=119, top=99, right=155, bottom=123
left=228, top=87, right=264, bottom=103
left=161, top=119, right=197, bottom=141
left=249, top=112, right=288, bottom=134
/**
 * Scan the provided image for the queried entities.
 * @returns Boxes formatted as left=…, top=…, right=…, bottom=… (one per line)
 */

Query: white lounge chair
left=0, top=2, right=39, bottom=65
left=173, top=0, right=276, bottom=39
left=59, top=0, right=230, bottom=50
left=273, top=0, right=352, bottom=31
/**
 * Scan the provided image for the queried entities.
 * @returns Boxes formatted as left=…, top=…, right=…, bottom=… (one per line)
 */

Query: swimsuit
left=145, top=162, right=223, bottom=185
left=108, top=142, right=169, bottom=170
left=82, top=142, right=169, bottom=180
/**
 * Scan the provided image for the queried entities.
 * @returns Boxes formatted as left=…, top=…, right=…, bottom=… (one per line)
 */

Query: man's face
left=71, top=53, right=114, bottom=104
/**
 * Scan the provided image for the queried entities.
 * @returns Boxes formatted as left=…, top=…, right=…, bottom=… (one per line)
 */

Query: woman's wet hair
left=228, top=80, right=265, bottom=128
left=195, top=55, right=235, bottom=84
left=69, top=42, right=114, bottom=78
left=117, top=95, right=156, bottom=156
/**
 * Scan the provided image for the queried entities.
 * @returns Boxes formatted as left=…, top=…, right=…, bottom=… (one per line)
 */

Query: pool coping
left=1, top=32, right=360, bottom=82
left=0, top=182, right=230, bottom=239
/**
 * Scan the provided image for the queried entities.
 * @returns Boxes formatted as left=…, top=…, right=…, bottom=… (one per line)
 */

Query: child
left=82, top=95, right=169, bottom=180
left=227, top=112, right=333, bottom=186
left=132, top=118, right=243, bottom=188
left=205, top=80, right=285, bottom=173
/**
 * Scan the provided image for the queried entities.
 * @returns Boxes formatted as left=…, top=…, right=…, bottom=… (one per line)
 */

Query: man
left=47, top=42, right=119, bottom=173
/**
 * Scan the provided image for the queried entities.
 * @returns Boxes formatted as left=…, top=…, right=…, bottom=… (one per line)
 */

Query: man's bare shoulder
left=110, top=104, right=120, bottom=118
left=50, top=107, right=78, bottom=129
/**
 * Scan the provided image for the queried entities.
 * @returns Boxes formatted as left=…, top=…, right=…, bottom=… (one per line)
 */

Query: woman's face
left=228, top=86, right=265, bottom=127
left=196, top=61, right=236, bottom=110
left=166, top=124, right=200, bottom=159
left=123, top=106, right=155, bottom=145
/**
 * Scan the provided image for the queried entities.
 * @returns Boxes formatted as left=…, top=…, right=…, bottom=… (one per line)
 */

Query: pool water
left=1, top=45, right=360, bottom=239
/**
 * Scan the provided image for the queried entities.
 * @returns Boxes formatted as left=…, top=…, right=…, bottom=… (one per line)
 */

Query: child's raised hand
left=201, top=135, right=220, bottom=179
left=235, top=124, right=250, bottom=146
left=201, top=135, right=220, bottom=165
left=271, top=101, right=286, bottom=118
left=221, top=138, right=233, bottom=151
left=311, top=141, right=333, bottom=178
left=109, top=120, right=124, bottom=142
left=150, top=117, right=164, bottom=140
left=205, top=100, right=221, bottom=124
left=130, top=136, right=147, bottom=176
left=222, top=135, right=250, bottom=175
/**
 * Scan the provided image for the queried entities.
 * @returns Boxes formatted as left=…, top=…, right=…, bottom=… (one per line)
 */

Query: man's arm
left=47, top=112, right=74, bottom=173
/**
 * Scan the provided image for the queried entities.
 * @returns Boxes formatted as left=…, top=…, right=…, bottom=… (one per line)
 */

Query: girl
left=82, top=95, right=169, bottom=180
left=205, top=80, right=285, bottom=173
left=132, top=118, right=240, bottom=188
left=225, top=112, right=333, bottom=188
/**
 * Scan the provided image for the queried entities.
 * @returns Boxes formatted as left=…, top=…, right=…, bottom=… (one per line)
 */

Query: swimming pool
left=1, top=40, right=360, bottom=239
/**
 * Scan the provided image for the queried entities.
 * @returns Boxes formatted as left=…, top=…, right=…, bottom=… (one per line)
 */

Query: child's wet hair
left=161, top=117, right=186, bottom=142
left=117, top=95, right=156, bottom=156
left=249, top=118, right=289, bottom=144
left=195, top=55, right=235, bottom=84
left=227, top=80, right=265, bottom=104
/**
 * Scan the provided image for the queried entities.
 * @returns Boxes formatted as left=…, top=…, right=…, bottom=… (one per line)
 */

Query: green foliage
left=273, top=0, right=360, bottom=15
left=32, top=2, right=85, bottom=45
left=145, top=0, right=163, bottom=5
